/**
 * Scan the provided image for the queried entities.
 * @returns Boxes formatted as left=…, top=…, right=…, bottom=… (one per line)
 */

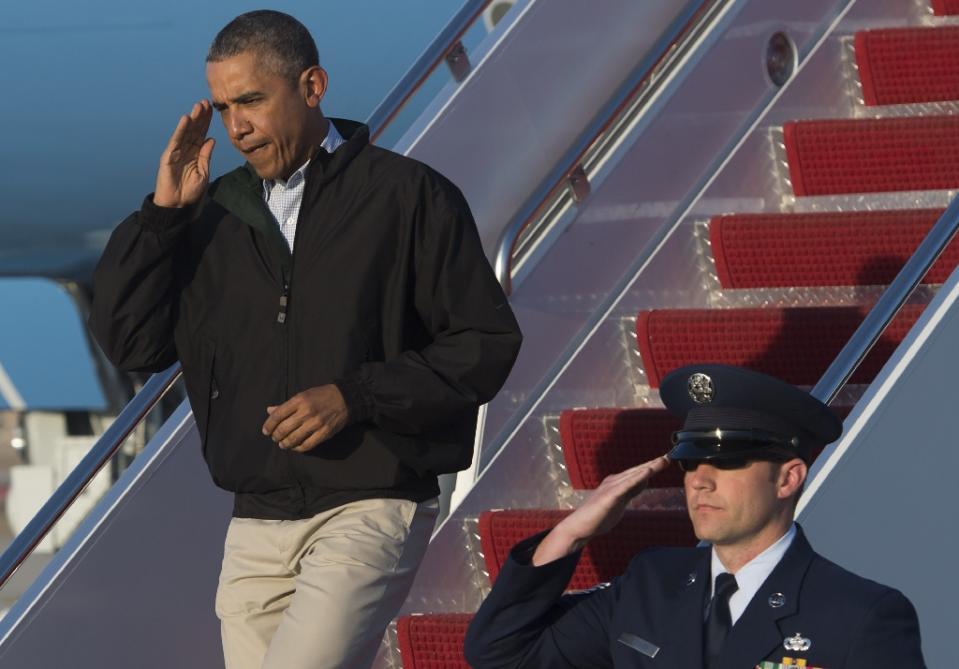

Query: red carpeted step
left=783, top=116, right=959, bottom=195
left=932, top=0, right=959, bottom=15
left=397, top=613, right=473, bottom=669
left=710, top=209, right=959, bottom=288
left=636, top=305, right=924, bottom=388
left=479, top=509, right=695, bottom=588
left=855, top=27, right=959, bottom=105
left=560, top=408, right=684, bottom=489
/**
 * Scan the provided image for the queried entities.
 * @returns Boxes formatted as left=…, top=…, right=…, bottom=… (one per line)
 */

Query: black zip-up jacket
left=89, top=119, right=522, bottom=519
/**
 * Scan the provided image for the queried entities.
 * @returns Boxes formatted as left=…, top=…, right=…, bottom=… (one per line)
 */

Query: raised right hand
left=154, top=100, right=215, bottom=208
left=532, top=455, right=671, bottom=566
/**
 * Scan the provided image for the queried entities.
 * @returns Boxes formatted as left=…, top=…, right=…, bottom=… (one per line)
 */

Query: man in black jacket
left=89, top=10, right=521, bottom=669
left=464, top=365, right=925, bottom=668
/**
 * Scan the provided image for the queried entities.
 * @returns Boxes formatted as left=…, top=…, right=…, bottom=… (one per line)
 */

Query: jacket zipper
left=276, top=265, right=293, bottom=399
left=278, top=210, right=305, bottom=511
left=278, top=269, right=290, bottom=397
left=277, top=280, right=289, bottom=324
left=283, top=258, right=295, bottom=401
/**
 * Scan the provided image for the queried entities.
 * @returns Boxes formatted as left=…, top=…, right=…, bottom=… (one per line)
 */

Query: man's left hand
left=262, top=385, right=349, bottom=452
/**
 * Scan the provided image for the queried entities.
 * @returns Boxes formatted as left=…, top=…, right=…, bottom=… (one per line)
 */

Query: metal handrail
left=0, top=364, right=182, bottom=589
left=493, top=0, right=725, bottom=292
left=811, top=196, right=959, bottom=405
left=367, top=0, right=494, bottom=141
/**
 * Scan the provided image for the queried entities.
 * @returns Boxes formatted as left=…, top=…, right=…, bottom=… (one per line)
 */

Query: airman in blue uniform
left=464, top=364, right=925, bottom=668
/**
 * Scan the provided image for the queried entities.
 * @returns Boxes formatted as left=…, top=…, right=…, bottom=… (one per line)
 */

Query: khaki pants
left=215, top=497, right=439, bottom=669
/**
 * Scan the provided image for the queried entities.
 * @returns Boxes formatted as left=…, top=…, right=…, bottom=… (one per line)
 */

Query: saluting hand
left=532, top=455, right=671, bottom=566
left=262, top=385, right=349, bottom=453
left=154, top=100, right=215, bottom=208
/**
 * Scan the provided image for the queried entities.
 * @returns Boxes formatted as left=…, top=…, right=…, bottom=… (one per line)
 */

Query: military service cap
left=660, top=364, right=843, bottom=465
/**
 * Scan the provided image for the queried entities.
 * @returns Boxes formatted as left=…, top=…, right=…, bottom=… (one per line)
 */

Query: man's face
left=684, top=459, right=798, bottom=547
left=207, top=51, right=323, bottom=181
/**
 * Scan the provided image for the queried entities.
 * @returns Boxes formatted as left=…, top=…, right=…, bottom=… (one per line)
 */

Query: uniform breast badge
left=784, top=633, right=812, bottom=652
left=754, top=634, right=824, bottom=668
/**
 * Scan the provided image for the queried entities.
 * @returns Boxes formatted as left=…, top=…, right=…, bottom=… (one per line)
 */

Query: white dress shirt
left=263, top=121, right=346, bottom=251
left=709, top=523, right=797, bottom=625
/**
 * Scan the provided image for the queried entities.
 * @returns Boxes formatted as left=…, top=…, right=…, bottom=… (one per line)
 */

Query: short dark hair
left=207, top=10, right=319, bottom=85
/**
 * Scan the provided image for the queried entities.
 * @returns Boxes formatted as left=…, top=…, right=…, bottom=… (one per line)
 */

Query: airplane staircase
left=1, top=0, right=958, bottom=667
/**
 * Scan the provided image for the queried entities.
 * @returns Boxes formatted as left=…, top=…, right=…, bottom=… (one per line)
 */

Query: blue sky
left=0, top=1, right=467, bottom=410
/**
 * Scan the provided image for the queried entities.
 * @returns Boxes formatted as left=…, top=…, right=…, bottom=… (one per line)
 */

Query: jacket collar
left=303, top=118, right=368, bottom=186
left=207, top=118, right=370, bottom=255
left=208, top=162, right=278, bottom=244
left=716, top=524, right=815, bottom=669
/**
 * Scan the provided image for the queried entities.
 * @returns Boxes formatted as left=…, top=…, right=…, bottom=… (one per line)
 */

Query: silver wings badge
left=783, top=632, right=812, bottom=652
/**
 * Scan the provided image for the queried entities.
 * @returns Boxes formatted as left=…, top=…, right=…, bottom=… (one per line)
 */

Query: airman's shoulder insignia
left=580, top=581, right=611, bottom=594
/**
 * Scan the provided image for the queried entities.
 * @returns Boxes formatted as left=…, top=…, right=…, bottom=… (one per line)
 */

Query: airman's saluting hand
left=532, top=455, right=671, bottom=566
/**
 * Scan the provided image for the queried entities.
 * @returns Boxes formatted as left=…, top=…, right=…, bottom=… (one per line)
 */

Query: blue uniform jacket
left=464, top=526, right=925, bottom=668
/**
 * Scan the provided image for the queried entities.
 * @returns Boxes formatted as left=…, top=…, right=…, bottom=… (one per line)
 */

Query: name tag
left=617, top=632, right=659, bottom=658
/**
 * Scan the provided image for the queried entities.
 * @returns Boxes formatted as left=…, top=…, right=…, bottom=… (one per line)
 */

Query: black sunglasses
left=675, top=458, right=750, bottom=472
left=675, top=454, right=791, bottom=473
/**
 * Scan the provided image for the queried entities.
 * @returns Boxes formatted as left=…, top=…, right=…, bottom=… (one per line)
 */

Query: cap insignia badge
left=687, top=373, right=714, bottom=404
left=783, top=633, right=811, bottom=652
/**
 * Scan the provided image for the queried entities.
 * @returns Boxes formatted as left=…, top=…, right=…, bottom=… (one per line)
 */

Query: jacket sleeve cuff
left=334, top=373, right=376, bottom=425
left=137, top=194, right=194, bottom=234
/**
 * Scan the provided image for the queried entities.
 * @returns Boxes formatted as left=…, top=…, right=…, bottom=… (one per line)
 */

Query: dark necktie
left=704, top=572, right=739, bottom=669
